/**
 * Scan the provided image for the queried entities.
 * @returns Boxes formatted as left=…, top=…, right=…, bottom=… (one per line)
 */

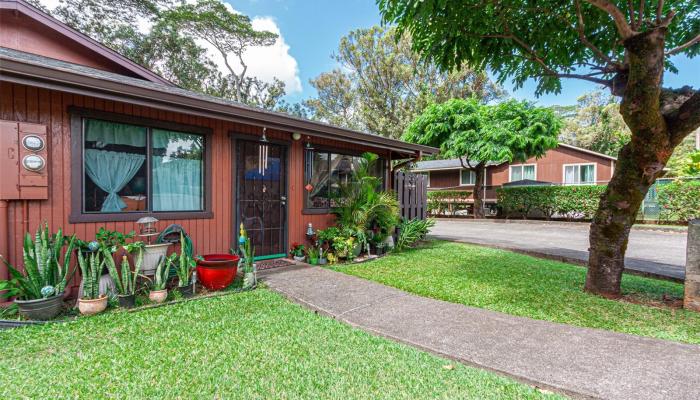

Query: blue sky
left=231, top=0, right=700, bottom=107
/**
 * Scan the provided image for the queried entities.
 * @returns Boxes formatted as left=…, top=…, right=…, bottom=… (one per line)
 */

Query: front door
left=235, top=140, right=287, bottom=259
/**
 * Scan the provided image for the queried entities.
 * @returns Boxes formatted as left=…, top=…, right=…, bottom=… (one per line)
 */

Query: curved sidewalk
left=261, top=265, right=700, bottom=400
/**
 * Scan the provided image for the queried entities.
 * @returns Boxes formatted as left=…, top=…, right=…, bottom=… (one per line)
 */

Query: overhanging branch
left=584, top=0, right=636, bottom=38
left=666, top=89, right=700, bottom=142
left=666, top=33, right=700, bottom=56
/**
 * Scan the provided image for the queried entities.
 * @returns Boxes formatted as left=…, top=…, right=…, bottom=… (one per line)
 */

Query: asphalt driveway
left=429, top=219, right=687, bottom=280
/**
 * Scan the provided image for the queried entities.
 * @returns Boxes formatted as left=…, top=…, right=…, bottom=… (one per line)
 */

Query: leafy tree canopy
left=304, top=26, right=505, bottom=138
left=404, top=99, right=562, bottom=166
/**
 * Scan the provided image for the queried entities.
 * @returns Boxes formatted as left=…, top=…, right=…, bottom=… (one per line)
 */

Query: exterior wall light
left=292, top=132, right=301, bottom=141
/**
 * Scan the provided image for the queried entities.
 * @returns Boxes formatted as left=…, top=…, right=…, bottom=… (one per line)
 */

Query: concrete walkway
left=430, top=219, right=687, bottom=281
left=261, top=265, right=700, bottom=400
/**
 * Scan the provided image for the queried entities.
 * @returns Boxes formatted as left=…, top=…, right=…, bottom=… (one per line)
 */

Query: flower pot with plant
left=306, top=246, right=320, bottom=265
left=104, top=242, right=143, bottom=309
left=239, top=224, right=257, bottom=289
left=0, top=223, right=77, bottom=321
left=77, top=251, right=108, bottom=315
left=290, top=243, right=305, bottom=262
left=149, top=254, right=172, bottom=303
left=175, top=233, right=196, bottom=297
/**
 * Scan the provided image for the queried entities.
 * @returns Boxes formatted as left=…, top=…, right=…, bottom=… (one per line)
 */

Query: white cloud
left=37, top=0, right=302, bottom=94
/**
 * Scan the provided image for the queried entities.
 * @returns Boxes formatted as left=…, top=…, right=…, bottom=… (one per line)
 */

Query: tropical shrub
left=658, top=180, right=700, bottom=222
left=427, top=190, right=472, bottom=216
left=396, top=218, right=435, bottom=251
left=0, top=223, right=77, bottom=301
left=497, top=185, right=606, bottom=220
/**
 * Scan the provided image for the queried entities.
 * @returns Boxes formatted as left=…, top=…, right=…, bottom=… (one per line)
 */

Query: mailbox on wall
left=0, top=120, right=49, bottom=200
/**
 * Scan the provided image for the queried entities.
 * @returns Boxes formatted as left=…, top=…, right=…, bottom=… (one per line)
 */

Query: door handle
left=280, top=196, right=287, bottom=201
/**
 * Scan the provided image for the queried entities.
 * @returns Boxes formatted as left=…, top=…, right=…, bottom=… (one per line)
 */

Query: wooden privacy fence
left=393, top=171, right=427, bottom=221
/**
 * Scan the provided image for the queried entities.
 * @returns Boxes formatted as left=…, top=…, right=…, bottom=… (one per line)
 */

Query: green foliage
left=304, top=25, right=504, bottom=138
left=0, top=223, right=77, bottom=301
left=77, top=251, right=103, bottom=300
left=153, top=254, right=174, bottom=291
left=427, top=190, right=472, bottom=216
left=378, top=1, right=700, bottom=95
left=175, top=233, right=195, bottom=287
left=395, top=218, right=435, bottom=251
left=497, top=186, right=606, bottom=220
left=104, top=247, right=143, bottom=296
left=556, top=90, right=631, bottom=156
left=657, top=180, right=700, bottom=222
left=95, top=227, right=135, bottom=253
left=332, top=152, right=400, bottom=250
left=334, top=241, right=698, bottom=344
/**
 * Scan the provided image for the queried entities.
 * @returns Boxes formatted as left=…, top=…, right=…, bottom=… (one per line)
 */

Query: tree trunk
left=473, top=164, right=486, bottom=219
left=585, top=28, right=673, bottom=297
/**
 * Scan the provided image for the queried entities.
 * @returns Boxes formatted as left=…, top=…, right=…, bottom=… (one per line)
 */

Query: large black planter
left=15, top=292, right=65, bottom=321
left=118, top=294, right=136, bottom=309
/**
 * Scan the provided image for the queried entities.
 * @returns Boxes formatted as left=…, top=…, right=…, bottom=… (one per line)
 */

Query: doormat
left=256, top=259, right=295, bottom=271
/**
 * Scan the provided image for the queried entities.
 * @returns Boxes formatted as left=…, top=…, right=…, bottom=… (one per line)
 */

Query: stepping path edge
left=260, top=265, right=700, bottom=400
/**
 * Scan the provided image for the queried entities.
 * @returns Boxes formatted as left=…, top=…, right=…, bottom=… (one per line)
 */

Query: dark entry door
left=235, top=140, right=287, bottom=259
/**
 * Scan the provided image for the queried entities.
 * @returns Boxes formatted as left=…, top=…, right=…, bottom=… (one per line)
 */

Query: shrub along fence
left=496, top=185, right=606, bottom=220
left=657, top=179, right=700, bottom=222
left=427, top=190, right=472, bottom=216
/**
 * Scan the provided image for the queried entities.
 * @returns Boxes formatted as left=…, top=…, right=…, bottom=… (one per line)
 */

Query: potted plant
left=149, top=254, right=172, bottom=303
left=290, top=243, right=305, bottom=262
left=175, top=233, right=196, bottom=297
left=104, top=243, right=143, bottom=309
left=239, top=224, right=256, bottom=289
left=0, top=223, right=77, bottom=321
left=306, top=246, right=320, bottom=265
left=77, top=251, right=108, bottom=315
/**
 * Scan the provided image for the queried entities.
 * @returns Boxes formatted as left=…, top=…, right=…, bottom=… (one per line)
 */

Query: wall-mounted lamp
left=306, top=223, right=315, bottom=238
left=292, top=132, right=301, bottom=141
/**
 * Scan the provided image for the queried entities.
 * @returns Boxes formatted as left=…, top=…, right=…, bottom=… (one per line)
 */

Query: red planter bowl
left=196, top=254, right=240, bottom=291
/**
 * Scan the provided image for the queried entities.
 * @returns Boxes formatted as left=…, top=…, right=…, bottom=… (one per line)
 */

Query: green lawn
left=0, top=289, right=558, bottom=399
left=332, top=241, right=699, bottom=345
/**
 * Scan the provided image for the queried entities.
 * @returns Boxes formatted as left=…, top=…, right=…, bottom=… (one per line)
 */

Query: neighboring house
left=412, top=143, right=616, bottom=212
left=0, top=0, right=437, bottom=288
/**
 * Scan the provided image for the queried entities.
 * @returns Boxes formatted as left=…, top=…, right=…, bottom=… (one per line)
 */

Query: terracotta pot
left=78, top=296, right=108, bottom=316
left=149, top=289, right=167, bottom=303
left=15, top=292, right=65, bottom=321
left=196, top=254, right=240, bottom=291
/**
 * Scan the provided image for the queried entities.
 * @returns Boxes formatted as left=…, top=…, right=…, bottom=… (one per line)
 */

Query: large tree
left=557, top=90, right=631, bottom=156
left=379, top=0, right=700, bottom=297
left=304, top=26, right=505, bottom=138
left=404, top=99, right=561, bottom=218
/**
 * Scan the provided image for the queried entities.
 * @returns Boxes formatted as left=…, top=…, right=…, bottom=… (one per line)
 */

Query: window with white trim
left=509, top=164, right=536, bottom=182
left=460, top=170, right=476, bottom=185
left=564, top=164, right=596, bottom=185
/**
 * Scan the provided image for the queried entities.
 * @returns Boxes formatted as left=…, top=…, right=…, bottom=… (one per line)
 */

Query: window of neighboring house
left=509, top=164, right=536, bottom=181
left=304, top=149, right=384, bottom=211
left=460, top=169, right=476, bottom=185
left=564, top=163, right=596, bottom=185
left=72, top=114, right=210, bottom=222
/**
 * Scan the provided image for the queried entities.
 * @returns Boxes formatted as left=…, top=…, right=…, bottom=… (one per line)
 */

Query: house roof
left=0, top=0, right=172, bottom=85
left=0, top=46, right=438, bottom=156
left=411, top=143, right=616, bottom=171
left=411, top=158, right=503, bottom=171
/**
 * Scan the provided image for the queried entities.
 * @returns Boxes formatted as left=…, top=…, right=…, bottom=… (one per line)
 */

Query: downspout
left=0, top=200, right=8, bottom=282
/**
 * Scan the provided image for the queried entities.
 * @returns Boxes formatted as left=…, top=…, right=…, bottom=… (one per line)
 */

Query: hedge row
left=427, top=190, right=472, bottom=216
left=657, top=180, right=700, bottom=222
left=496, top=185, right=606, bottom=220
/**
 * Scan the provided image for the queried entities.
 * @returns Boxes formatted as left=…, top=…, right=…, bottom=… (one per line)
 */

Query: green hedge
left=496, top=185, right=606, bottom=220
left=657, top=180, right=700, bottom=222
left=427, top=190, right=472, bottom=216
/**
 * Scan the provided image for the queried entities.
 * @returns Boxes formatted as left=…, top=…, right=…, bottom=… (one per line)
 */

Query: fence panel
left=393, top=171, right=427, bottom=221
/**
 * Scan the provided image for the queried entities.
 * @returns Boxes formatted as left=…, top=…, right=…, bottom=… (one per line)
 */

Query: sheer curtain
left=84, top=149, right=145, bottom=212
left=151, top=129, right=203, bottom=211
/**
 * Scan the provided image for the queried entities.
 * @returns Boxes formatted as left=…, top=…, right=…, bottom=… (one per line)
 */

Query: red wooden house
left=0, top=0, right=437, bottom=295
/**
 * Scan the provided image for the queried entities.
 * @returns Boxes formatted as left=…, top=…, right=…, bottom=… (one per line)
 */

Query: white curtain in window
left=84, top=149, right=145, bottom=212
left=511, top=166, right=523, bottom=181
left=581, top=165, right=595, bottom=183
left=564, top=166, right=577, bottom=184
left=523, top=165, right=536, bottom=180
left=152, top=156, right=203, bottom=211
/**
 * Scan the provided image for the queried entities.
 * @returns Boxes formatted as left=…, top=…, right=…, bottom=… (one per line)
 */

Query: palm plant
left=395, top=218, right=436, bottom=251
left=77, top=250, right=103, bottom=300
left=0, top=223, right=77, bottom=300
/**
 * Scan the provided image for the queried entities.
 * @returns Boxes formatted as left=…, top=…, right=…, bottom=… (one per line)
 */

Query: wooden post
left=685, top=219, right=700, bottom=312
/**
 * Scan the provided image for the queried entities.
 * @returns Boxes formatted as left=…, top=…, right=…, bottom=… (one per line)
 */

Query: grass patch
left=0, top=289, right=558, bottom=399
left=332, top=241, right=699, bottom=345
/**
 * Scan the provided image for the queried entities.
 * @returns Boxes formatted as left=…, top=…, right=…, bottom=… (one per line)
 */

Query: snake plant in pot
left=175, top=233, right=196, bottom=297
left=104, top=243, right=144, bottom=309
left=150, top=254, right=173, bottom=303
left=0, top=223, right=77, bottom=320
left=77, top=250, right=108, bottom=315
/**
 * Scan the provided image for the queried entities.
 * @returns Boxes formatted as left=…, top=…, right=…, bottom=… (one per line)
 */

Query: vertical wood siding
left=0, top=83, right=389, bottom=295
